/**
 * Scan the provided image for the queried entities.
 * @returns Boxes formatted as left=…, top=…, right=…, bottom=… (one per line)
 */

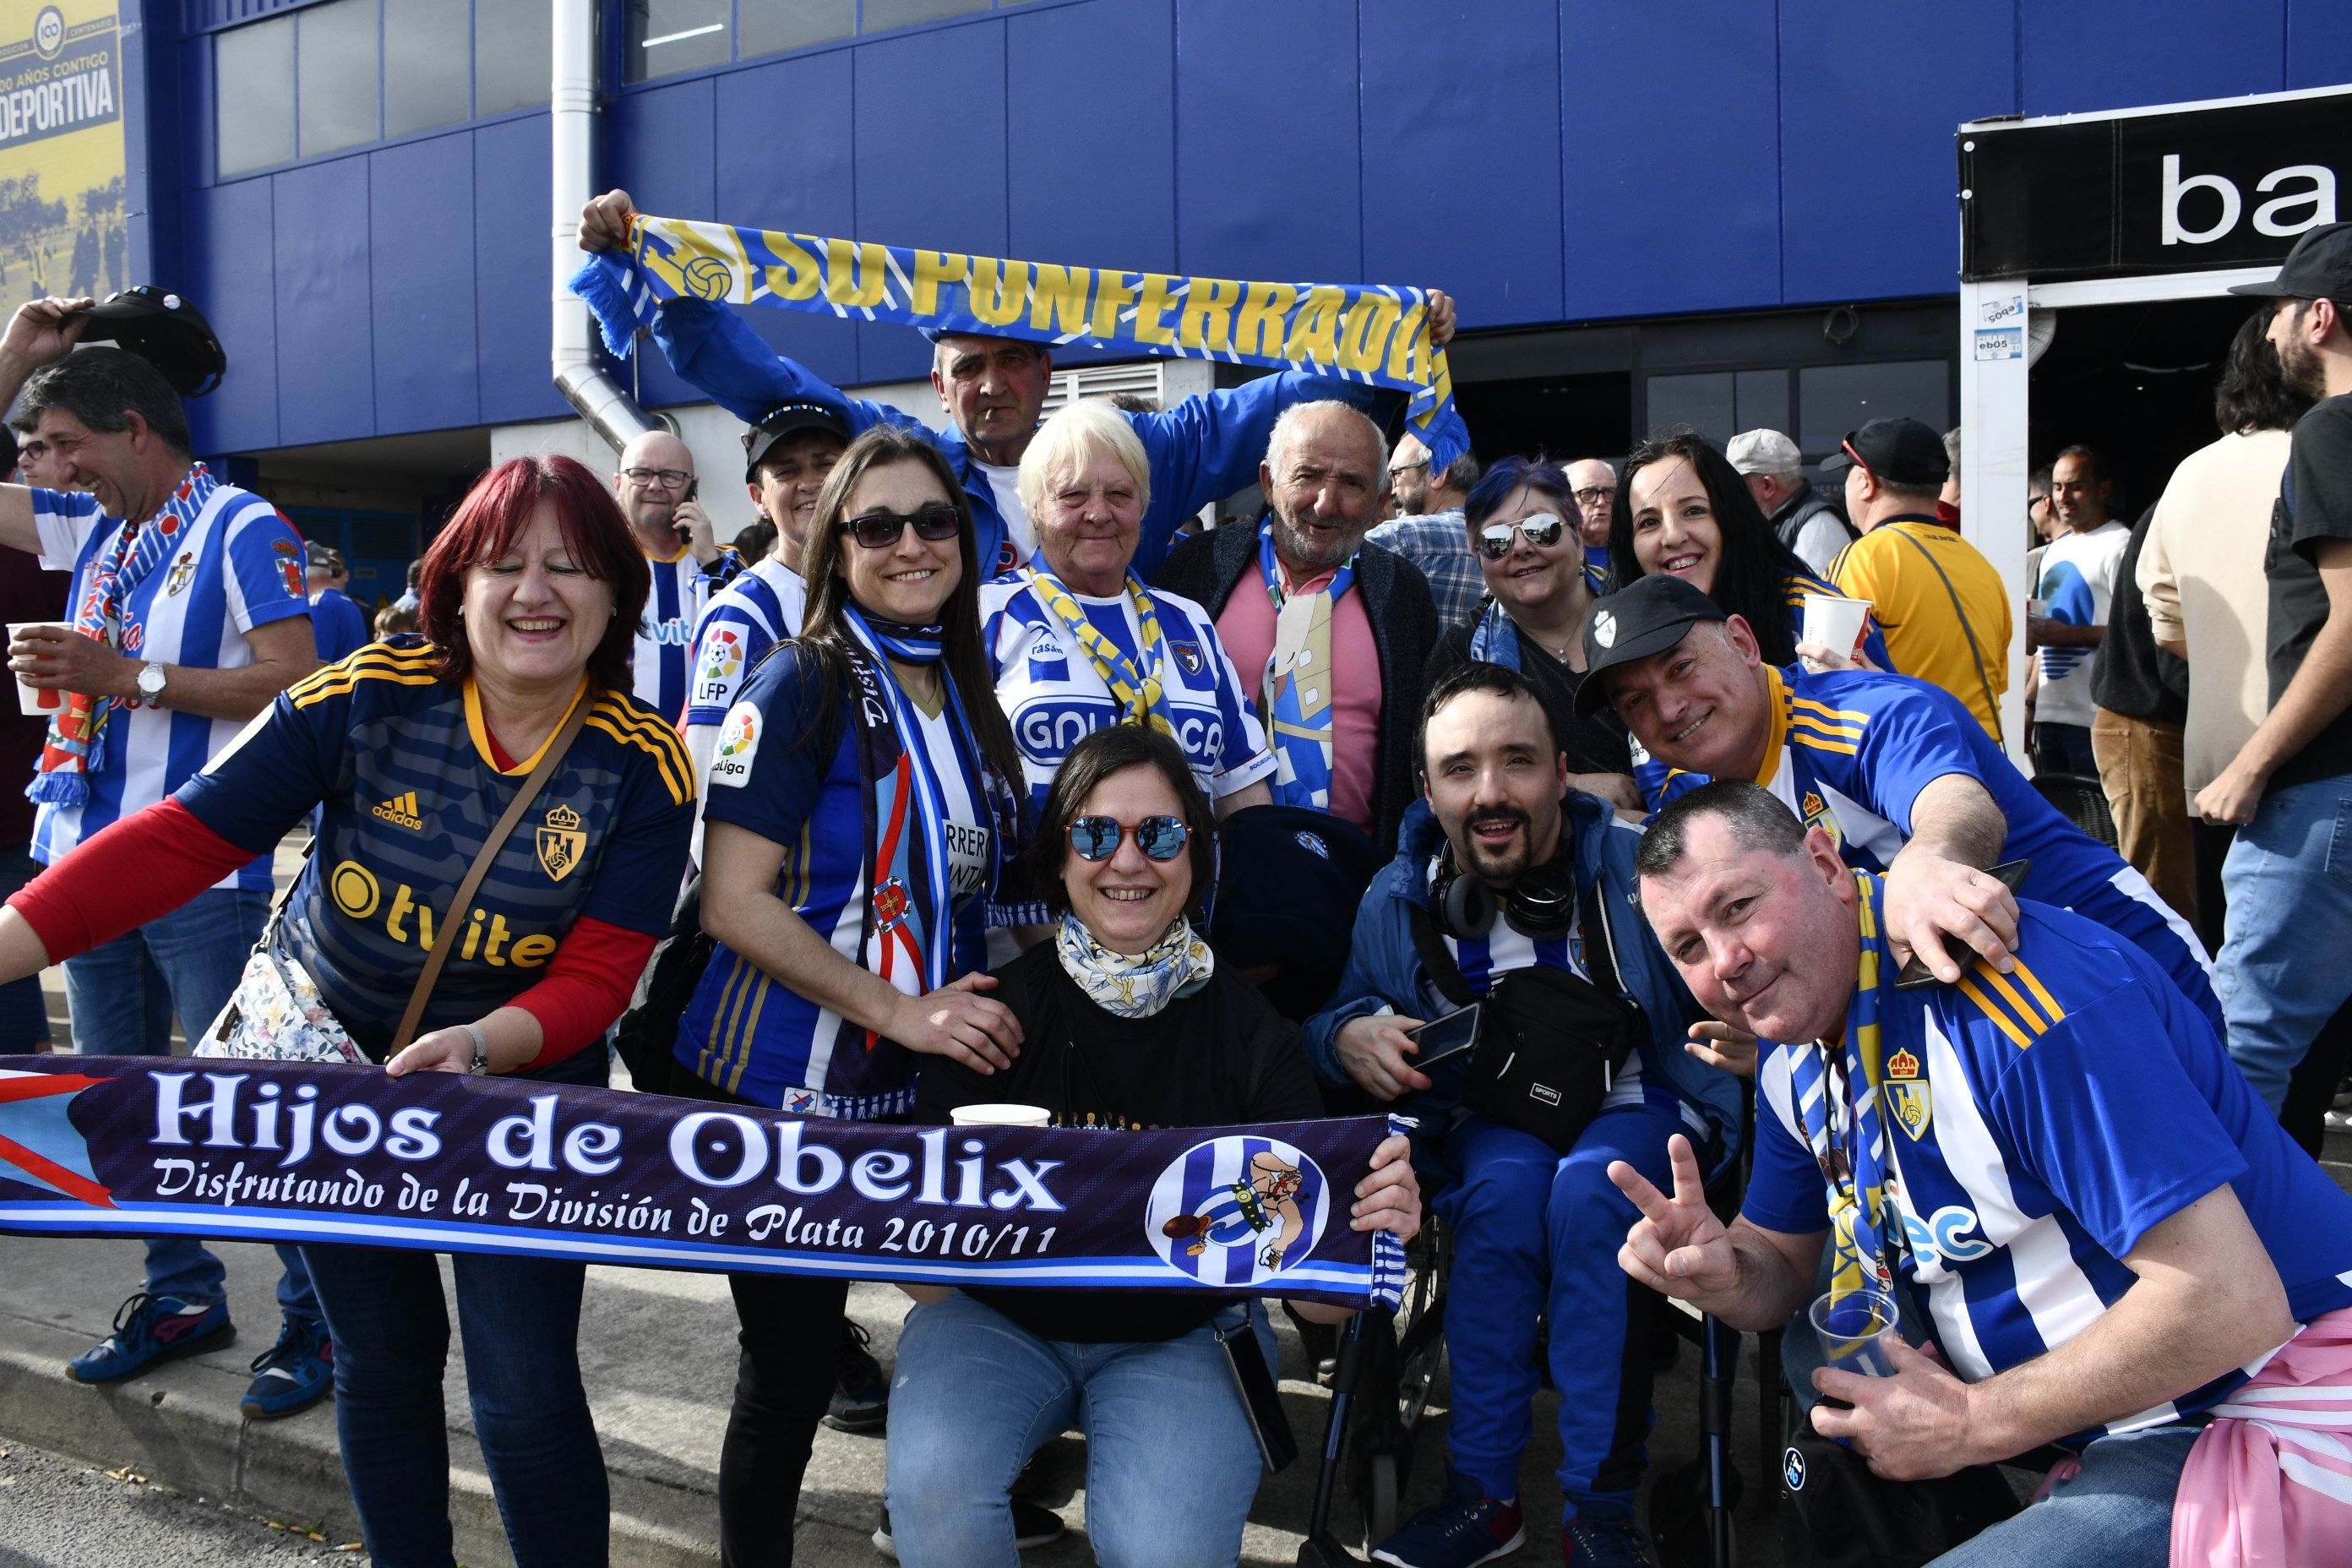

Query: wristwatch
left=135, top=661, right=166, bottom=705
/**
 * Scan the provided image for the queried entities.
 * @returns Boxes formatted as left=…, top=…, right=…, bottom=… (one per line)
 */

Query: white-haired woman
left=978, top=399, right=1274, bottom=928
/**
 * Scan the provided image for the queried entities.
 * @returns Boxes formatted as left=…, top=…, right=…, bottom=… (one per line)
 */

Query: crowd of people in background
left=1, top=214, right=2350, bottom=1568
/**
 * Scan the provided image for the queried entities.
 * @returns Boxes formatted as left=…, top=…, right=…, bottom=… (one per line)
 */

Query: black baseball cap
left=2229, top=222, right=2352, bottom=303
left=74, top=286, right=227, bottom=398
left=741, top=400, right=851, bottom=482
left=1574, top=574, right=1729, bottom=716
left=1820, top=416, right=1948, bottom=487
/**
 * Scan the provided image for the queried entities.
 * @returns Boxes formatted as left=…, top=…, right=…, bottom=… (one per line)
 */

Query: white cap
left=1726, top=428, right=1804, bottom=477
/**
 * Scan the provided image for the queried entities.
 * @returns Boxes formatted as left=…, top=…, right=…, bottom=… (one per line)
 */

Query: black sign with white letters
left=1960, top=90, right=2352, bottom=281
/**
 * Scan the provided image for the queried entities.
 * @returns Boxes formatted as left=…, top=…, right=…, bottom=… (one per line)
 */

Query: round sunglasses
left=1067, top=814, right=1190, bottom=862
left=839, top=504, right=962, bottom=550
left=1478, top=513, right=1569, bottom=559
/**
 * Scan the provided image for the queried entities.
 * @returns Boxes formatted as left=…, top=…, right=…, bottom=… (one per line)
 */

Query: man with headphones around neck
left=1305, top=662, right=1741, bottom=1568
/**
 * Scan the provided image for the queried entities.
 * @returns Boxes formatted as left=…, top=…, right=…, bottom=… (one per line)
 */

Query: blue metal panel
left=369, top=135, right=480, bottom=434
left=1174, top=0, right=1361, bottom=285
left=852, top=19, right=1010, bottom=384
left=1360, top=0, right=1562, bottom=327
left=2023, top=0, right=2285, bottom=115
left=1560, top=0, right=1780, bottom=318
left=473, top=116, right=565, bottom=427
left=271, top=160, right=374, bottom=445
left=607, top=78, right=718, bottom=408
left=1006, top=0, right=1176, bottom=270
left=2289, top=5, right=2352, bottom=89
left=714, top=51, right=862, bottom=399
left=181, top=177, right=278, bottom=454
left=1779, top=0, right=2015, bottom=305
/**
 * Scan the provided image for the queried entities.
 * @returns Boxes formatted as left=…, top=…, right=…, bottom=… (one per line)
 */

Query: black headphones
left=1429, top=845, right=1577, bottom=941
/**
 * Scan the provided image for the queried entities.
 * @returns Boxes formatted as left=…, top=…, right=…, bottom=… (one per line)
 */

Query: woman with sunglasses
left=1424, top=457, right=1642, bottom=815
left=670, top=424, right=1026, bottom=1566
left=885, top=724, right=1421, bottom=1568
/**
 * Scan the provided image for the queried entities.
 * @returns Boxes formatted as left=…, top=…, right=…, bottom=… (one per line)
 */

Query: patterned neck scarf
left=1785, top=869, right=1902, bottom=1302
left=1026, top=564, right=1176, bottom=738
left=30, top=464, right=215, bottom=807
left=1257, top=520, right=1356, bottom=812
left=1467, top=600, right=1523, bottom=671
left=853, top=609, right=945, bottom=666
left=1054, top=911, right=1214, bottom=1020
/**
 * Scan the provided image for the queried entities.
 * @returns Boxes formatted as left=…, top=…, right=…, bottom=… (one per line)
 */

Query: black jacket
left=1153, top=521, right=1439, bottom=855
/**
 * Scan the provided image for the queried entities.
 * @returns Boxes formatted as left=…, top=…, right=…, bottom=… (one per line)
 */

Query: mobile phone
left=1892, top=858, right=2032, bottom=990
left=1405, top=1003, right=1482, bottom=1068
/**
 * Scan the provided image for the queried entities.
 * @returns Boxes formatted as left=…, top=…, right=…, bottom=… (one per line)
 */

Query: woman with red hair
left=0, top=454, right=695, bottom=1566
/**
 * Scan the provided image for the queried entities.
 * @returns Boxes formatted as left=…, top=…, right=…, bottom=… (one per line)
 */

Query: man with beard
left=613, top=427, right=729, bottom=720
left=1153, top=400, right=1440, bottom=850
left=2196, top=225, right=2352, bottom=1114
left=1368, top=431, right=1485, bottom=628
left=1304, top=663, right=1739, bottom=1568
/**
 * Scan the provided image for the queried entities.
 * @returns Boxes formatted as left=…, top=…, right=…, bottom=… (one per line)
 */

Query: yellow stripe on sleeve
left=1956, top=977, right=2035, bottom=1050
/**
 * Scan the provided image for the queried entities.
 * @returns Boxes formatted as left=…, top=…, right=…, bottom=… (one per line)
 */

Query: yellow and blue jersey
left=176, top=638, right=694, bottom=1057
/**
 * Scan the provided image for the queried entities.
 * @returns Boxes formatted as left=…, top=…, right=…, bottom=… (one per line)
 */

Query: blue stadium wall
left=132, top=0, right=2352, bottom=458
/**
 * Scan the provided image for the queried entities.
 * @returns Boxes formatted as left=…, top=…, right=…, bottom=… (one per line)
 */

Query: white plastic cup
left=1809, top=1288, right=1901, bottom=1377
left=1800, top=594, right=1871, bottom=671
left=7, top=623, right=72, bottom=718
left=950, top=1103, right=1052, bottom=1129
left=2027, top=598, right=2049, bottom=621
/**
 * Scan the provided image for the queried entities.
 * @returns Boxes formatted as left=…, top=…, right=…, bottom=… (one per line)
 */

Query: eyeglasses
left=1572, top=486, right=1614, bottom=507
left=1067, top=814, right=1190, bottom=862
left=1388, top=459, right=1429, bottom=478
left=1478, top=513, right=1568, bottom=559
left=620, top=466, right=693, bottom=491
left=839, top=505, right=962, bottom=550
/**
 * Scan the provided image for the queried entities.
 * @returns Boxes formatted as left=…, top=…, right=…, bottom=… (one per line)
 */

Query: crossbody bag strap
left=388, top=691, right=593, bottom=1056
left=1407, top=900, right=1475, bottom=1009
left=1890, top=527, right=2005, bottom=749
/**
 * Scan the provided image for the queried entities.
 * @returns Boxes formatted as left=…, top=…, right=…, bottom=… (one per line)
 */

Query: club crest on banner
left=1146, top=1135, right=1328, bottom=1287
left=536, top=804, right=586, bottom=882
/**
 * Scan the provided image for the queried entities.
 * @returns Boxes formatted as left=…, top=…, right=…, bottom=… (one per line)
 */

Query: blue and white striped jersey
left=30, top=479, right=313, bottom=890
left=1746, top=882, right=2352, bottom=1440
left=1656, top=665, right=2218, bottom=1029
left=682, top=559, right=806, bottom=730
left=633, top=547, right=723, bottom=721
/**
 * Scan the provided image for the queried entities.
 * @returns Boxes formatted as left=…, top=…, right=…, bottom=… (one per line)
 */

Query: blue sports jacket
left=640, top=288, right=1393, bottom=581
left=1304, top=793, right=1744, bottom=1177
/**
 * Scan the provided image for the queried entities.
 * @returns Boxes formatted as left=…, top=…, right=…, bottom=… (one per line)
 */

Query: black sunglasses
left=840, top=504, right=962, bottom=550
left=1067, top=814, right=1190, bottom=862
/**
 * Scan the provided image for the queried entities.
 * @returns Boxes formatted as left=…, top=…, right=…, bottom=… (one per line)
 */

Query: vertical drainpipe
left=550, top=0, right=661, bottom=453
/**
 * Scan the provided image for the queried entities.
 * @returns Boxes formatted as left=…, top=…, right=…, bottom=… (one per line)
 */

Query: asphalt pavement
left=0, top=1438, right=367, bottom=1567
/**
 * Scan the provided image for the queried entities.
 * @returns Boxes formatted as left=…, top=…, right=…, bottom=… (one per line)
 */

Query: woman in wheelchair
left=887, top=725, right=1422, bottom=1568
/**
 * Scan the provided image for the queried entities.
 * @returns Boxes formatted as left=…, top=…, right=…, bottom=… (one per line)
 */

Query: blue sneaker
left=66, top=1293, right=235, bottom=1384
left=241, top=1314, right=334, bottom=1419
left=1371, top=1472, right=1526, bottom=1567
left=1561, top=1516, right=1651, bottom=1568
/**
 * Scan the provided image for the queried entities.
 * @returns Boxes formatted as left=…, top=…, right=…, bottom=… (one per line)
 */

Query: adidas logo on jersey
left=372, top=792, right=424, bottom=830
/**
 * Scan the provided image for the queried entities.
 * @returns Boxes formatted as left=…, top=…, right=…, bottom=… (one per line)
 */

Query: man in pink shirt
left=1154, top=400, right=1440, bottom=852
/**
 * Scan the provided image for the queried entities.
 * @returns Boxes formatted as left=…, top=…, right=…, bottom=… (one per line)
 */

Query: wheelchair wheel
left=1358, top=1447, right=1404, bottom=1549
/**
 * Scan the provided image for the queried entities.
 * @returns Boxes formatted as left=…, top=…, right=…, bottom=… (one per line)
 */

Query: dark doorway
left=1452, top=372, right=1633, bottom=467
left=2028, top=295, right=2261, bottom=517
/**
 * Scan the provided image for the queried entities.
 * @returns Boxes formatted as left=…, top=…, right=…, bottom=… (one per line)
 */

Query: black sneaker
left=825, top=1317, right=890, bottom=1435
left=872, top=1500, right=1065, bottom=1556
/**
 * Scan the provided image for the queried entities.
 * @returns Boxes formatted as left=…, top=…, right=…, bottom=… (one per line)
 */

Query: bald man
left=1565, top=457, right=1617, bottom=571
left=615, top=428, right=727, bottom=720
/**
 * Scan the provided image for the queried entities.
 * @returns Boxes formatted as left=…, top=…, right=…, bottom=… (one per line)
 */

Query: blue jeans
left=62, top=885, right=316, bottom=1317
left=2034, top=722, right=2099, bottom=778
left=885, top=1290, right=1271, bottom=1568
left=1926, top=1424, right=2198, bottom=1567
left=1434, top=1104, right=1688, bottom=1516
left=2214, top=774, right=2352, bottom=1112
left=0, top=847, right=49, bottom=1048
left=302, top=1244, right=607, bottom=1568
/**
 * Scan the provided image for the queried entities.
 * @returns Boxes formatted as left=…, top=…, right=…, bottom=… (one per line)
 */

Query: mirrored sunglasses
left=840, top=504, right=962, bottom=549
left=1067, top=814, right=1190, bottom=862
left=1478, top=513, right=1568, bottom=559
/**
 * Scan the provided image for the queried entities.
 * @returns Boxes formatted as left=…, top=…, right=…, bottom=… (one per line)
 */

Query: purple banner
left=0, top=1059, right=1403, bottom=1309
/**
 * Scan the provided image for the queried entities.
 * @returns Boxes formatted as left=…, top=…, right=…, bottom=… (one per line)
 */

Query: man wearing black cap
left=1578, top=574, right=2219, bottom=1030
left=1823, top=417, right=2011, bottom=743
left=2194, top=222, right=2352, bottom=1116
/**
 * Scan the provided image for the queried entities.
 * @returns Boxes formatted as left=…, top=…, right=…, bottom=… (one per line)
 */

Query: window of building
left=385, top=0, right=471, bottom=138
left=737, top=0, right=857, bottom=61
left=297, top=0, right=381, bottom=158
left=474, top=0, right=552, bottom=116
left=1798, top=361, right=1952, bottom=460
left=629, top=0, right=1032, bottom=84
left=861, top=0, right=991, bottom=30
left=624, top=0, right=731, bottom=84
left=215, top=15, right=296, bottom=176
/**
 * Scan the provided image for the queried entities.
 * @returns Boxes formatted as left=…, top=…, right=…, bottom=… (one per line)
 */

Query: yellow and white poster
left=0, top=1, right=122, bottom=306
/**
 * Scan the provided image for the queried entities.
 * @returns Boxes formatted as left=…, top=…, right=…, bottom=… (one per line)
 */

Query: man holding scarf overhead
left=574, top=191, right=1456, bottom=582
left=0, top=297, right=327, bottom=1417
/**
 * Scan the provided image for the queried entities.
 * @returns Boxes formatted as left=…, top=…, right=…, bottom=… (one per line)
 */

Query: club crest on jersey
left=1783, top=1446, right=1806, bottom=1492
left=1169, top=639, right=1205, bottom=678
left=1799, top=789, right=1843, bottom=848
left=164, top=553, right=196, bottom=596
left=1886, top=1081, right=1931, bottom=1141
left=536, top=804, right=586, bottom=882
left=1886, top=1048, right=1919, bottom=1081
left=1146, top=1135, right=1329, bottom=1286
left=710, top=703, right=760, bottom=788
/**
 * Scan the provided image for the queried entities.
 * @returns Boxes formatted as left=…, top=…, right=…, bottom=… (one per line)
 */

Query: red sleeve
left=8, top=798, right=263, bottom=962
left=504, top=915, right=658, bottom=1068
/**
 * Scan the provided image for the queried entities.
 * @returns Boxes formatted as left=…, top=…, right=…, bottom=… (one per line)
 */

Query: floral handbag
left=197, top=846, right=367, bottom=1065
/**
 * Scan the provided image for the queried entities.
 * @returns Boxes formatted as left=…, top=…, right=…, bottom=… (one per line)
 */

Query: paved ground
left=0, top=1438, right=368, bottom=1566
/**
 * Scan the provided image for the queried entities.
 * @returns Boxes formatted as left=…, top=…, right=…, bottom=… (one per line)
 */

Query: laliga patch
left=1592, top=609, right=1617, bottom=649
left=710, top=701, right=760, bottom=788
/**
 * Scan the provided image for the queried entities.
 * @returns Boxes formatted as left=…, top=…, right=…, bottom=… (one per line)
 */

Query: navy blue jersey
left=177, top=639, right=694, bottom=1056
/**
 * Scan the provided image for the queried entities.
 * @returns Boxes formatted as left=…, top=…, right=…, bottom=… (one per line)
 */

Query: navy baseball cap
left=2229, top=222, right=2352, bottom=303
left=741, top=401, right=851, bottom=482
left=1820, top=416, right=1949, bottom=487
left=1574, top=574, right=1728, bottom=717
